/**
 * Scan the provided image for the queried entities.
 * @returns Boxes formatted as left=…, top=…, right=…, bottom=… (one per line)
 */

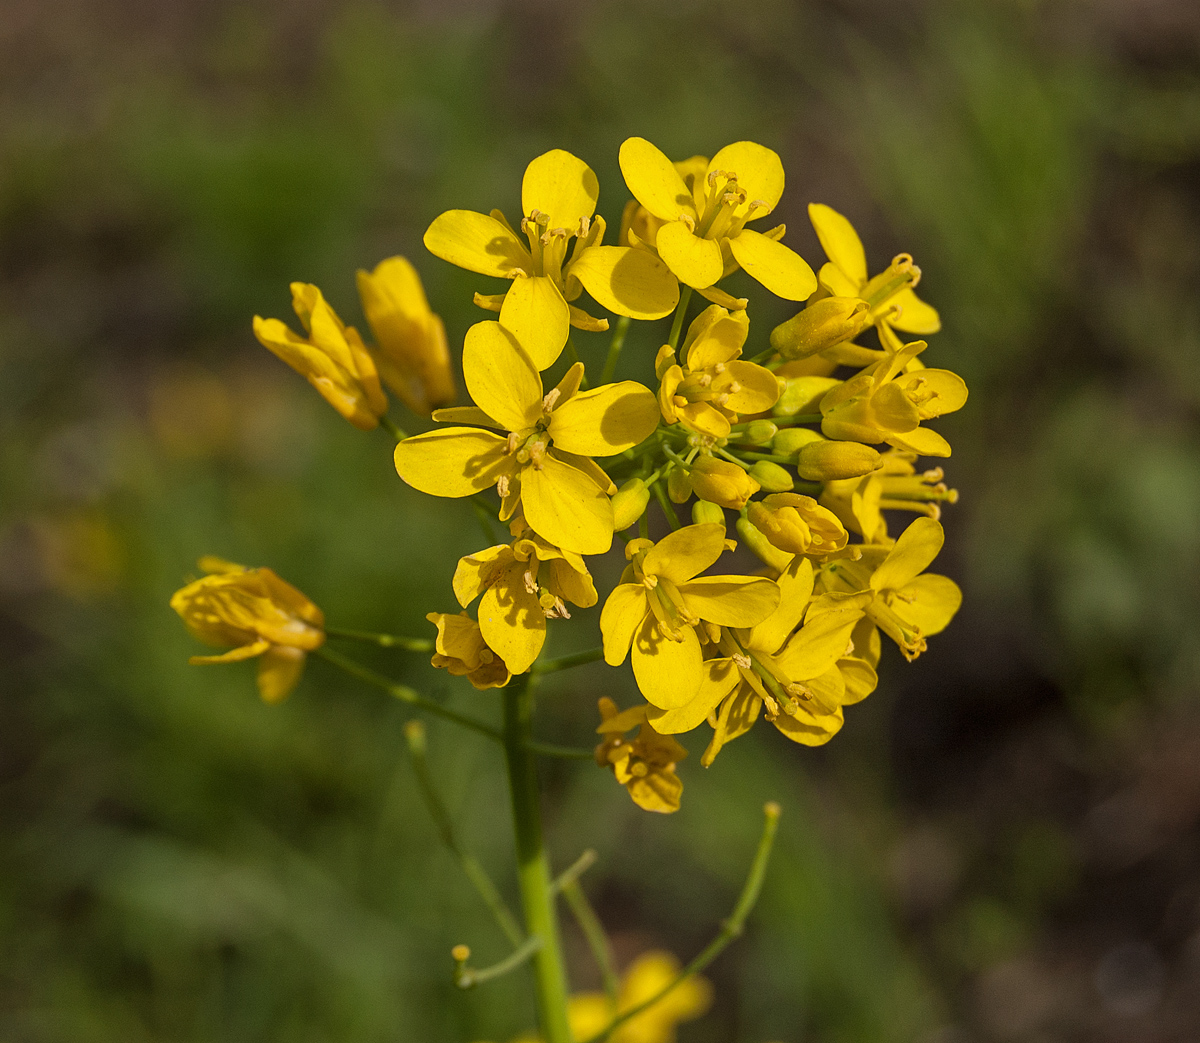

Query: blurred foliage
left=3, top=0, right=1200, bottom=1041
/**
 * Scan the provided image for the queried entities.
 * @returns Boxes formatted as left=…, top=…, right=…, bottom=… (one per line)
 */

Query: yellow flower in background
left=594, top=699, right=688, bottom=814
left=425, top=611, right=512, bottom=689
left=170, top=557, right=325, bottom=703
left=356, top=256, right=455, bottom=415
left=453, top=521, right=597, bottom=675
left=820, top=449, right=958, bottom=544
left=619, top=137, right=817, bottom=301
left=819, top=337, right=968, bottom=457
left=394, top=321, right=659, bottom=555
left=818, top=516, right=962, bottom=661
left=600, top=523, right=779, bottom=709
left=808, top=202, right=941, bottom=335
left=655, top=305, right=780, bottom=439
left=569, top=949, right=712, bottom=1042
left=253, top=283, right=388, bottom=430
left=423, top=149, right=678, bottom=369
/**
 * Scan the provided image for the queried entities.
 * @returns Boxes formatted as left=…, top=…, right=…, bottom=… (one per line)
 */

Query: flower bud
left=773, top=376, right=840, bottom=418
left=667, top=465, right=693, bottom=504
left=769, top=297, right=871, bottom=360
left=689, top=455, right=760, bottom=510
left=748, top=461, right=794, bottom=493
left=736, top=516, right=792, bottom=572
left=796, top=440, right=881, bottom=481
left=772, top=427, right=825, bottom=458
left=611, top=478, right=650, bottom=531
left=739, top=419, right=778, bottom=446
left=691, top=500, right=726, bottom=526
left=747, top=493, right=848, bottom=557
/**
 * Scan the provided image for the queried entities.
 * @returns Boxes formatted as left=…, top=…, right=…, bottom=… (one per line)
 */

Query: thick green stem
left=666, top=286, right=694, bottom=351
left=503, top=675, right=573, bottom=1043
left=325, top=626, right=433, bottom=652
left=601, top=315, right=631, bottom=383
left=379, top=414, right=407, bottom=441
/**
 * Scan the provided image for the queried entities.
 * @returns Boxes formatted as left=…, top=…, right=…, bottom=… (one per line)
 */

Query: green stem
left=550, top=849, right=597, bottom=894
left=454, top=935, right=544, bottom=989
left=533, top=647, right=604, bottom=674
left=524, top=740, right=596, bottom=760
left=767, top=413, right=823, bottom=428
left=562, top=880, right=620, bottom=1005
left=580, top=801, right=783, bottom=1043
left=325, top=626, right=433, bottom=652
left=314, top=646, right=503, bottom=742
left=651, top=480, right=681, bottom=530
left=714, top=447, right=752, bottom=470
left=404, top=721, right=524, bottom=946
left=503, top=675, right=573, bottom=1043
left=470, top=495, right=499, bottom=544
left=564, top=336, right=589, bottom=390
left=600, top=315, right=631, bottom=383
left=666, top=286, right=693, bottom=352
left=379, top=414, right=407, bottom=441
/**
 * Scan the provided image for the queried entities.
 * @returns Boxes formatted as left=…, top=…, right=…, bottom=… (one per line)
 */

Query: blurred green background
left=3, top=0, right=1200, bottom=1040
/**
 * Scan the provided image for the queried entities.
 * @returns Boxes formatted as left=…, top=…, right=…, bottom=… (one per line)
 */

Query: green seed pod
left=736, top=516, right=793, bottom=572
left=667, top=465, right=693, bottom=504
left=773, top=376, right=840, bottom=418
left=795, top=440, right=882, bottom=481
left=611, top=478, right=650, bottom=531
left=748, top=460, right=794, bottom=493
left=772, top=427, right=825, bottom=458
left=692, top=500, right=726, bottom=526
left=739, top=419, right=778, bottom=446
left=769, top=296, right=871, bottom=359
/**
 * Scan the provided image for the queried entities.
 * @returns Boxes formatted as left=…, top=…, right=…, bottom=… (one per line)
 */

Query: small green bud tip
left=748, top=461, right=794, bottom=493
left=741, top=419, right=778, bottom=445
left=403, top=720, right=426, bottom=745
left=452, top=945, right=471, bottom=963
left=764, top=801, right=781, bottom=820
left=692, top=500, right=725, bottom=526
left=612, top=478, right=650, bottom=530
left=772, top=427, right=825, bottom=457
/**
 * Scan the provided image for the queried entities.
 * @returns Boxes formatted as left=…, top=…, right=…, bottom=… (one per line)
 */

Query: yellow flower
left=253, top=283, right=388, bottom=430
left=394, top=321, right=659, bottom=555
left=655, top=305, right=780, bottom=439
left=818, top=517, right=962, bottom=661
left=769, top=296, right=872, bottom=361
left=600, top=524, right=779, bottom=709
left=645, top=559, right=876, bottom=764
left=423, top=149, right=678, bottom=368
left=808, top=202, right=942, bottom=335
left=170, top=557, right=325, bottom=703
left=452, top=522, right=597, bottom=675
left=356, top=256, right=455, bottom=415
left=594, top=699, right=688, bottom=814
left=619, top=137, right=817, bottom=300
left=819, top=337, right=968, bottom=457
left=746, top=493, right=849, bottom=559
left=820, top=449, right=958, bottom=544
left=569, top=949, right=712, bottom=1043
left=688, top=454, right=760, bottom=510
left=425, top=611, right=511, bottom=689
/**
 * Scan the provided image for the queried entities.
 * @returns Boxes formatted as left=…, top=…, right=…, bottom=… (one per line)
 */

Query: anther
left=506, top=432, right=520, bottom=453
left=732, top=651, right=752, bottom=669
left=643, top=574, right=659, bottom=590
left=542, top=388, right=561, bottom=412
left=679, top=213, right=696, bottom=232
left=577, top=216, right=590, bottom=238
left=496, top=474, right=510, bottom=498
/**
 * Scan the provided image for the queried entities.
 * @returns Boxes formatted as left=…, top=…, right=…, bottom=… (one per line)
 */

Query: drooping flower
left=170, top=557, right=325, bottom=703
left=356, top=256, right=455, bottom=415
left=594, top=698, right=687, bottom=814
left=600, top=523, right=779, bottom=708
left=746, top=493, right=849, bottom=559
left=394, top=321, right=659, bottom=555
left=426, top=611, right=511, bottom=689
left=423, top=149, right=678, bottom=368
left=453, top=520, right=597, bottom=674
left=253, top=283, right=389, bottom=430
left=619, top=137, right=817, bottom=301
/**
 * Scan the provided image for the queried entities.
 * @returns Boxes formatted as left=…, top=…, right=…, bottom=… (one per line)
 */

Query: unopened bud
left=690, top=455, right=760, bottom=509
left=667, top=465, right=693, bottom=504
left=736, top=516, right=793, bottom=572
left=748, top=460, right=794, bottom=493
left=772, top=427, right=825, bottom=458
left=770, top=297, right=871, bottom=360
left=773, top=376, right=840, bottom=417
left=691, top=500, right=726, bottom=526
left=747, top=493, right=849, bottom=557
left=611, top=478, right=650, bottom=531
left=796, top=440, right=881, bottom=481
left=740, top=419, right=778, bottom=446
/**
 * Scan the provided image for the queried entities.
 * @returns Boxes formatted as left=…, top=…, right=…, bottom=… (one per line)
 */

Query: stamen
left=577, top=216, right=590, bottom=238
left=642, top=574, right=659, bottom=590
left=732, top=651, right=752, bottom=669
left=524, top=568, right=538, bottom=595
left=506, top=432, right=520, bottom=454
left=496, top=474, right=510, bottom=498
left=678, top=213, right=696, bottom=232
left=542, top=388, right=561, bottom=412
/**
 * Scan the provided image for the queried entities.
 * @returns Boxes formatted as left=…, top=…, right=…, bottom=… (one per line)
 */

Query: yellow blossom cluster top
left=177, top=136, right=966, bottom=815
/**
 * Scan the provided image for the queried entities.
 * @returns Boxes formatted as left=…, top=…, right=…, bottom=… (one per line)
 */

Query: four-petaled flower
left=426, top=611, right=512, bottom=689
left=594, top=698, right=688, bottom=814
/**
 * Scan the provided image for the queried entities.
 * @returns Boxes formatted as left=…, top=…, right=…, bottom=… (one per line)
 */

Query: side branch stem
left=667, top=286, right=694, bottom=352
left=601, top=315, right=631, bottom=383
left=325, top=626, right=433, bottom=651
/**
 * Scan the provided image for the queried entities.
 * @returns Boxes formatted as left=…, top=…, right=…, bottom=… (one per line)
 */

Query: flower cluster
left=177, top=136, right=965, bottom=814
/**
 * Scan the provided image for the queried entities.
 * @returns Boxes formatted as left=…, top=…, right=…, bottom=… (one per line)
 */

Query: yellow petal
left=452, top=543, right=510, bottom=607
left=549, top=381, right=660, bottom=457
left=808, top=203, right=867, bottom=286
left=715, top=360, right=781, bottom=414
left=727, top=229, right=817, bottom=301
left=746, top=557, right=814, bottom=654
left=886, top=425, right=952, bottom=457
left=678, top=402, right=732, bottom=439
left=544, top=557, right=598, bottom=609
left=626, top=769, right=684, bottom=814
left=817, top=260, right=862, bottom=298
left=678, top=576, right=780, bottom=627
left=773, top=703, right=843, bottom=746
left=838, top=657, right=878, bottom=705
left=619, top=137, right=697, bottom=222
left=478, top=574, right=546, bottom=675
left=601, top=584, right=649, bottom=666
left=432, top=405, right=502, bottom=428
left=423, top=209, right=530, bottom=278
left=656, top=221, right=725, bottom=289
left=499, top=275, right=570, bottom=370
left=394, top=428, right=511, bottom=497
left=257, top=646, right=306, bottom=703
left=568, top=304, right=611, bottom=332
left=521, top=455, right=614, bottom=555
left=189, top=639, right=271, bottom=665
left=710, top=141, right=785, bottom=216
left=632, top=616, right=703, bottom=709
left=894, top=574, right=962, bottom=636
left=641, top=523, right=727, bottom=584
left=569, top=246, right=679, bottom=320
left=683, top=308, right=748, bottom=369
left=648, top=657, right=741, bottom=734
left=871, top=516, right=944, bottom=592
left=548, top=448, right=616, bottom=495
left=776, top=608, right=863, bottom=681
left=900, top=368, right=968, bottom=418
left=462, top=321, right=543, bottom=433
left=521, top=149, right=599, bottom=231
left=889, top=286, right=942, bottom=335
left=701, top=687, right=760, bottom=766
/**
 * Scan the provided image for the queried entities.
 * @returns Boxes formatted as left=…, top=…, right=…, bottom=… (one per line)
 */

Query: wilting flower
left=594, top=699, right=688, bottom=813
left=170, top=557, right=325, bottom=703
left=394, top=321, right=659, bottom=555
left=453, top=521, right=597, bottom=674
left=356, top=256, right=454, bottom=415
left=426, top=611, right=511, bottom=689
left=423, top=149, right=678, bottom=368
left=619, top=137, right=816, bottom=301
left=253, top=283, right=388, bottom=430
left=600, top=523, right=779, bottom=708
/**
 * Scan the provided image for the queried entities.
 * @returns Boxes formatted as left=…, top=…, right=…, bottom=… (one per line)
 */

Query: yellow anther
left=542, top=388, right=561, bottom=412
left=496, top=474, right=510, bottom=498
left=506, top=431, right=520, bottom=453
